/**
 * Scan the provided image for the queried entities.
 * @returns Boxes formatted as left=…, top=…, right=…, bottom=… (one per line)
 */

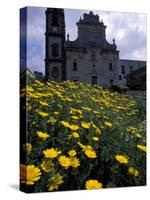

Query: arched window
left=73, top=61, right=77, bottom=71
left=51, top=43, right=59, bottom=57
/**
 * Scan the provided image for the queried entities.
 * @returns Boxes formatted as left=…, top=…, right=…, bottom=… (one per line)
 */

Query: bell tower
left=45, top=8, right=66, bottom=82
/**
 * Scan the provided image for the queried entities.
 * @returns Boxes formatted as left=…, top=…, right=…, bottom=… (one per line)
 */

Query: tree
left=34, top=71, right=45, bottom=82
left=126, top=66, right=146, bottom=90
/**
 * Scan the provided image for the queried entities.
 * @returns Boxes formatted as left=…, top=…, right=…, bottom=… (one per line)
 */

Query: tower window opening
left=51, top=14, right=59, bottom=26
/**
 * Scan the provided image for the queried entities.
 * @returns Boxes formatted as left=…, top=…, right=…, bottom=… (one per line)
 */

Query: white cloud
left=116, top=29, right=126, bottom=41
left=65, top=9, right=146, bottom=60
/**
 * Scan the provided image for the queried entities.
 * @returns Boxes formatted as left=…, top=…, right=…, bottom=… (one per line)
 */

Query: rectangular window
left=121, top=65, right=125, bottom=74
left=109, top=63, right=112, bottom=71
left=130, top=65, right=133, bottom=73
left=119, top=75, right=122, bottom=80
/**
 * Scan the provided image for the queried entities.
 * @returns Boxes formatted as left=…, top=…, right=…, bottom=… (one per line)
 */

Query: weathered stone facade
left=45, top=8, right=146, bottom=88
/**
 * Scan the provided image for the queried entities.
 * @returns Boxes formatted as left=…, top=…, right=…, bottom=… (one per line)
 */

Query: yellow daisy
left=85, top=180, right=103, bottom=190
left=137, top=144, right=146, bottom=152
left=43, top=148, right=61, bottom=158
left=58, top=156, right=71, bottom=169
left=68, top=150, right=77, bottom=157
left=20, top=164, right=41, bottom=185
left=84, top=149, right=97, bottom=158
left=81, top=122, right=90, bottom=129
left=115, top=155, right=128, bottom=164
left=128, top=167, right=139, bottom=176
left=37, top=131, right=49, bottom=140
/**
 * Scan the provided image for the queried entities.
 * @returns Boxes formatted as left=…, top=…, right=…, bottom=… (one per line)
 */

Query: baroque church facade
left=45, top=8, right=146, bottom=88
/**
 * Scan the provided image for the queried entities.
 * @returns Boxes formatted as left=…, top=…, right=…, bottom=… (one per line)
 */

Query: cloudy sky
left=21, top=6, right=147, bottom=74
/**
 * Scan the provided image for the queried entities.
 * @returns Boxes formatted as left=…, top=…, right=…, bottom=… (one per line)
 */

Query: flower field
left=20, top=80, right=146, bottom=192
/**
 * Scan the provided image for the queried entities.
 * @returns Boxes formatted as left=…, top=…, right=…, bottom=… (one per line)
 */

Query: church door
left=91, top=76, right=97, bottom=85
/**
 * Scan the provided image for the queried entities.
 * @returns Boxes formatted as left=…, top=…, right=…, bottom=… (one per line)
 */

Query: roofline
left=120, top=59, right=146, bottom=62
left=22, top=67, right=34, bottom=75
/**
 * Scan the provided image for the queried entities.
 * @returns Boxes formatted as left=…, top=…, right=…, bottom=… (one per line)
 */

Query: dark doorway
left=91, top=76, right=97, bottom=85
left=109, top=79, right=113, bottom=87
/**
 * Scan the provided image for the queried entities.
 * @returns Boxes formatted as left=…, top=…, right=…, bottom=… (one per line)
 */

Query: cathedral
left=45, top=8, right=146, bottom=88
